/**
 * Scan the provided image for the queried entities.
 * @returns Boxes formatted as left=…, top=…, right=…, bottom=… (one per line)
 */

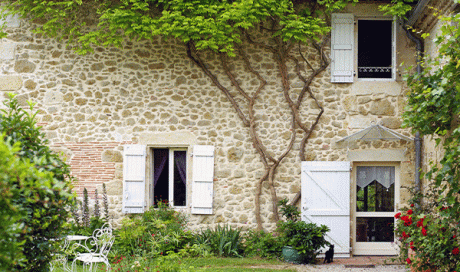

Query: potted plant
left=277, top=199, right=330, bottom=264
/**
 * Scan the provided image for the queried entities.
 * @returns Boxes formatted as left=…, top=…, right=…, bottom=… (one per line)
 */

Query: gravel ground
left=293, top=264, right=409, bottom=272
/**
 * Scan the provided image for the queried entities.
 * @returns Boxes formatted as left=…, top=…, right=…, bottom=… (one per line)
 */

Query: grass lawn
left=183, top=257, right=297, bottom=271
left=53, top=257, right=297, bottom=272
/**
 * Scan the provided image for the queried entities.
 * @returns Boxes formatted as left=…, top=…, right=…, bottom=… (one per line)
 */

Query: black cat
left=323, top=244, right=334, bottom=263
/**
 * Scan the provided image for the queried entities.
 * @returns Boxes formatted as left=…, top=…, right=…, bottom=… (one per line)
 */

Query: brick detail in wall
left=52, top=141, right=131, bottom=196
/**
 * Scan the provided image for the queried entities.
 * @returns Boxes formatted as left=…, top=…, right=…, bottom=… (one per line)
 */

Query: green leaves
left=0, top=94, right=75, bottom=271
left=2, top=0, right=351, bottom=56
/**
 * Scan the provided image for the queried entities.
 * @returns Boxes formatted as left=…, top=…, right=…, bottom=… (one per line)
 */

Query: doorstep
left=320, top=256, right=402, bottom=267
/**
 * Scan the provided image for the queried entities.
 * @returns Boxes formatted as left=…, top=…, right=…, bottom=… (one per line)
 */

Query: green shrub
left=243, top=229, right=282, bottom=259
left=277, top=198, right=329, bottom=263
left=194, top=225, right=244, bottom=257
left=0, top=94, right=75, bottom=271
left=112, top=201, right=192, bottom=258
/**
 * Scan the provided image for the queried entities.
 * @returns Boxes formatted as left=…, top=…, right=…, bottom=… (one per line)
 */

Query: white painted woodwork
left=331, top=13, right=354, bottom=83
left=122, top=145, right=146, bottom=213
left=191, top=145, right=215, bottom=214
left=301, top=161, right=351, bottom=258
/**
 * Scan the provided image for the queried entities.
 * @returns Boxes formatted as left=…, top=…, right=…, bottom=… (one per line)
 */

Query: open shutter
left=122, top=145, right=146, bottom=213
left=331, top=13, right=354, bottom=83
left=301, top=161, right=351, bottom=258
left=191, top=145, right=214, bottom=214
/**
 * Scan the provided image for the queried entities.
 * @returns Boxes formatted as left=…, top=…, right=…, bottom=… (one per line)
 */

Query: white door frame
left=352, top=162, right=400, bottom=255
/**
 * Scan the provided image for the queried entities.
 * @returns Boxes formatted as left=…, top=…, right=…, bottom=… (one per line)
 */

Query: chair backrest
left=88, top=223, right=114, bottom=256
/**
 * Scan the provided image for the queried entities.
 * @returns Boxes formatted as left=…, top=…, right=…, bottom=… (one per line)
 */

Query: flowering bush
left=394, top=193, right=460, bottom=271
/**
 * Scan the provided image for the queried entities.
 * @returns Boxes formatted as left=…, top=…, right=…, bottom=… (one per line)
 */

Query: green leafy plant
left=276, top=198, right=329, bottom=263
left=112, top=201, right=192, bottom=258
left=243, top=229, right=283, bottom=259
left=399, top=10, right=460, bottom=272
left=193, top=225, right=244, bottom=257
left=0, top=94, right=75, bottom=271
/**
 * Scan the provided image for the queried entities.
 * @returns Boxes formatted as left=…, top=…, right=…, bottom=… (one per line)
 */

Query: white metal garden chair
left=71, top=223, right=114, bottom=271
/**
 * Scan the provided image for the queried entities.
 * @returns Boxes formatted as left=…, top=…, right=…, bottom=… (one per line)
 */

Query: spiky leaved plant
left=102, top=183, right=109, bottom=221
left=82, top=188, right=90, bottom=227
left=94, top=188, right=100, bottom=219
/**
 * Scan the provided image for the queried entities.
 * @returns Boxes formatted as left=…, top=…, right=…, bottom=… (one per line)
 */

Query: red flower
left=395, top=212, right=402, bottom=219
left=422, top=227, right=427, bottom=236
left=402, top=231, right=410, bottom=240
left=410, top=204, right=415, bottom=207
left=453, top=247, right=459, bottom=255
left=401, top=215, right=413, bottom=226
left=407, top=209, right=413, bottom=215
left=406, top=258, right=411, bottom=264
left=417, top=217, right=425, bottom=228
left=410, top=241, right=415, bottom=250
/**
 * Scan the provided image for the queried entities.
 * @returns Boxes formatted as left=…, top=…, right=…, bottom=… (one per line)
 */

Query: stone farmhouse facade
left=0, top=0, right=454, bottom=257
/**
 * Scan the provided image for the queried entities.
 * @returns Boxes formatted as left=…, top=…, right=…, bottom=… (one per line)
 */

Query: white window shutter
left=122, top=145, right=146, bottom=213
left=301, top=161, right=351, bottom=258
left=331, top=13, right=354, bottom=83
left=191, top=145, right=215, bottom=215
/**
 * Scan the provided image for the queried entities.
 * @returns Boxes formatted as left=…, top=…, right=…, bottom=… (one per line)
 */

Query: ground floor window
left=152, top=148, right=187, bottom=207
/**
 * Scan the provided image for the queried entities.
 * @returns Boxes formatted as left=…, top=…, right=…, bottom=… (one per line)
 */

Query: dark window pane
left=153, top=149, right=169, bottom=206
left=356, top=217, right=394, bottom=242
left=356, top=182, right=395, bottom=212
left=173, top=151, right=187, bottom=206
left=358, top=20, right=392, bottom=78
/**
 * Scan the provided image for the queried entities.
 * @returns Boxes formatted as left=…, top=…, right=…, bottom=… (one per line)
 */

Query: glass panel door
left=354, top=164, right=399, bottom=255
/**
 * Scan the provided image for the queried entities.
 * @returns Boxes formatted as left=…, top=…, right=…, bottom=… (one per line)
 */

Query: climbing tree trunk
left=186, top=23, right=331, bottom=229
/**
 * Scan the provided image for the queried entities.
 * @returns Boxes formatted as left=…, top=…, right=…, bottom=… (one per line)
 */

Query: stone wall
left=0, top=3, right=417, bottom=231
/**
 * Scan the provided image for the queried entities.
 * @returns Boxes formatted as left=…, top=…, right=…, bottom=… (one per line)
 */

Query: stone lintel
left=138, top=131, right=197, bottom=146
left=348, top=117, right=376, bottom=129
left=347, top=149, right=407, bottom=162
left=0, top=75, right=22, bottom=91
left=351, top=81, right=402, bottom=96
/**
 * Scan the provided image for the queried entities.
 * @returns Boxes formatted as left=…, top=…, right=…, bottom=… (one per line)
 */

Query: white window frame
left=355, top=16, right=397, bottom=82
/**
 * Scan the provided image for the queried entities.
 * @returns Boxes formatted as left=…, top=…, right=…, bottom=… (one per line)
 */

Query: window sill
left=351, top=80, right=401, bottom=96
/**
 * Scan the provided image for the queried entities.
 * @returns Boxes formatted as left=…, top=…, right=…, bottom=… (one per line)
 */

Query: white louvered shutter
left=122, top=145, right=146, bottom=213
left=331, top=13, right=354, bottom=83
left=301, top=161, right=351, bottom=258
left=191, top=145, right=215, bottom=214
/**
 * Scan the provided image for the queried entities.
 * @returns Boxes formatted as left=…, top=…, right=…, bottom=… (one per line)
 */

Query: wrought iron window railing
left=358, top=67, right=392, bottom=73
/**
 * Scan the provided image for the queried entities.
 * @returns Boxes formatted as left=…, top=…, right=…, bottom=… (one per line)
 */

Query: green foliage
left=394, top=192, right=460, bottom=271
left=1, top=0, right=402, bottom=56
left=399, top=11, right=460, bottom=272
left=112, top=201, right=192, bottom=258
left=0, top=94, right=75, bottom=271
left=193, top=224, right=244, bottom=257
left=378, top=0, right=417, bottom=18
left=243, top=229, right=283, bottom=259
left=276, top=198, right=329, bottom=263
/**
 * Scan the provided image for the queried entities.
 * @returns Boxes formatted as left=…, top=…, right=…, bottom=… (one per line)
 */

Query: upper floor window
left=357, top=20, right=394, bottom=79
left=331, top=13, right=396, bottom=83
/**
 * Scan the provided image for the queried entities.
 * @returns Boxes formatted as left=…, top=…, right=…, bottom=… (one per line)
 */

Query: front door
left=353, top=163, right=399, bottom=255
